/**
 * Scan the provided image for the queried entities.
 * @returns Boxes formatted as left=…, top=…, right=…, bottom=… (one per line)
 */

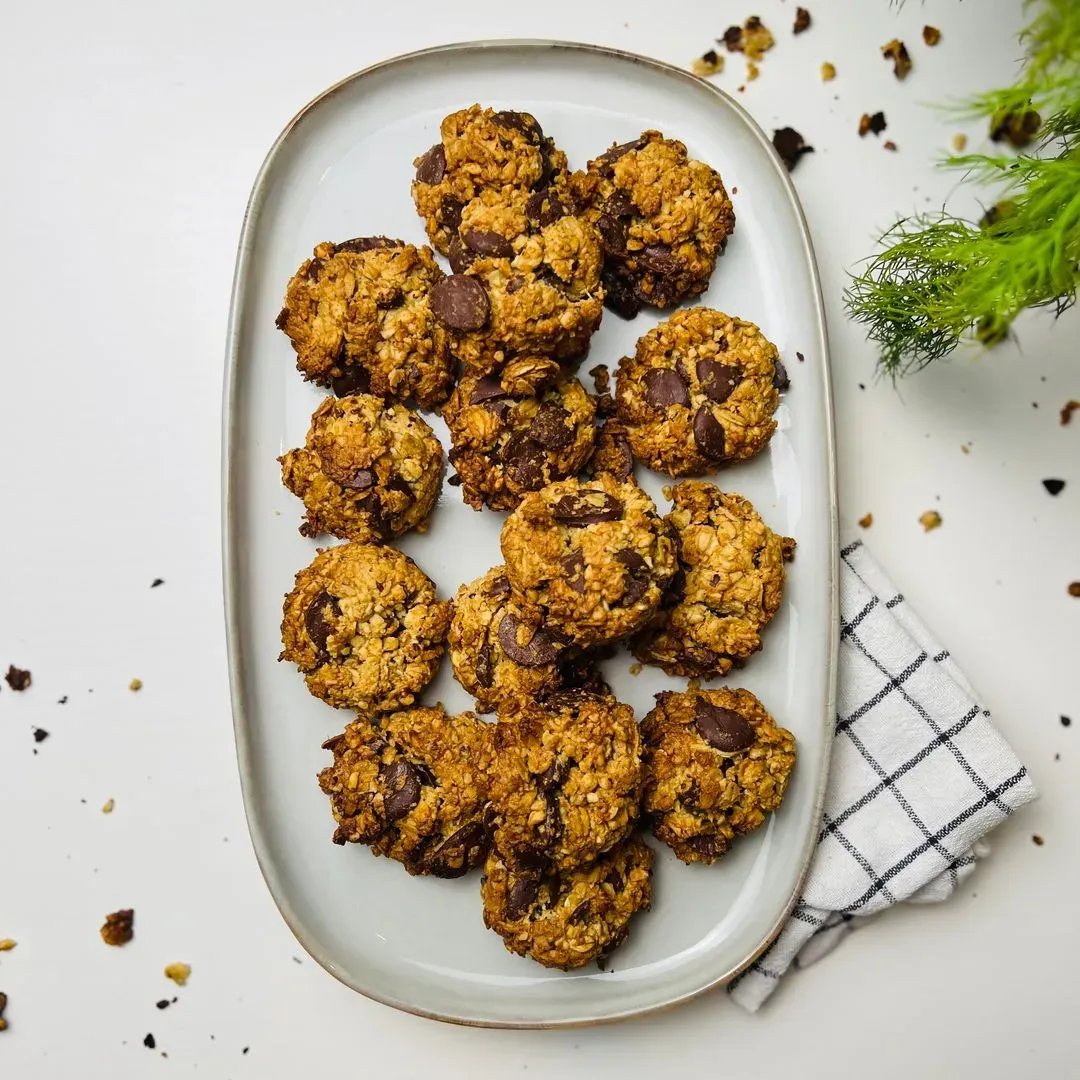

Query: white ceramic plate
left=223, top=40, right=837, bottom=1028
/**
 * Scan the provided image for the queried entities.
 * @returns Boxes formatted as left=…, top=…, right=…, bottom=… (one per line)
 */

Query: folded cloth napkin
left=728, top=539, right=1038, bottom=1011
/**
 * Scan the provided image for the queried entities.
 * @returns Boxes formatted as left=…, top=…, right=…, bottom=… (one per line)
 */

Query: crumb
left=731, top=186, right=738, bottom=194
left=415, top=521, right=430, bottom=535
left=292, top=956, right=303, bottom=964
left=0, top=991, right=7, bottom=1032
left=794, top=7, right=811, bottom=34
left=919, top=510, right=942, bottom=532
left=164, top=962, right=191, bottom=986
left=100, top=909, right=135, bottom=947
left=589, top=364, right=611, bottom=395
left=628, top=663, right=643, bottom=676
left=747, top=61, right=760, bottom=81
left=243, top=1047, right=250, bottom=1055
left=1069, top=582, right=1080, bottom=598
left=821, top=62, right=836, bottom=81
left=1055, top=753, right=1061, bottom=761
left=156, top=999, right=171, bottom=1010
left=923, top=25, right=941, bottom=47
left=952, top=133, right=968, bottom=152
left=796, top=352, right=805, bottom=362
left=447, top=473, right=462, bottom=487
left=1061, top=400, right=1080, bottom=425
left=144, top=1033, right=156, bottom=1050
left=1061, top=716, right=1072, bottom=727
left=102, top=798, right=115, bottom=814
left=5, top=666, right=31, bottom=692
left=0, top=940, right=15, bottom=952
left=883, top=140, right=898, bottom=151
left=128, top=678, right=142, bottom=692
left=859, top=112, right=887, bottom=137
left=773, top=127, right=815, bottom=171
left=721, top=16, right=775, bottom=61
left=961, top=443, right=971, bottom=454
left=57, top=696, right=67, bottom=704
left=858, top=382, right=866, bottom=390
left=692, top=49, right=724, bottom=77
left=661, top=485, right=674, bottom=501
left=990, top=108, right=1041, bottom=148
left=32, top=728, right=48, bottom=744
left=858, top=513, right=873, bottom=529
left=1032, top=835, right=1045, bottom=846
left=737, top=85, right=746, bottom=93
left=882, top=39, right=912, bottom=80
left=151, top=578, right=164, bottom=588
left=1043, top=479, right=1066, bottom=496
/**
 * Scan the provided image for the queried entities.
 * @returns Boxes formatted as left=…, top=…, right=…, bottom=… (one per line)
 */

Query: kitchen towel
left=728, top=539, right=1037, bottom=1011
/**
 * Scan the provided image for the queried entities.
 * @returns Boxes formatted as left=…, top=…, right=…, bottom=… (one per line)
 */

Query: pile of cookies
left=274, top=105, right=797, bottom=970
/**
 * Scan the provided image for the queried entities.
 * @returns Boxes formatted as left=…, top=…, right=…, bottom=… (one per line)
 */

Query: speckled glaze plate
left=222, top=40, right=837, bottom=1028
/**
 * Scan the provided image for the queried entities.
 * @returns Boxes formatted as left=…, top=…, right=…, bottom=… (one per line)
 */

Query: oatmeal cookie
left=490, top=690, right=642, bottom=871
left=280, top=394, right=442, bottom=541
left=443, top=372, right=596, bottom=511
left=642, top=688, right=795, bottom=863
left=275, top=238, right=453, bottom=409
left=318, top=706, right=495, bottom=877
left=280, top=543, right=450, bottom=711
left=633, top=482, right=794, bottom=678
left=570, top=131, right=735, bottom=317
left=500, top=474, right=677, bottom=648
left=412, top=105, right=569, bottom=255
left=481, top=835, right=653, bottom=969
left=615, top=308, right=782, bottom=476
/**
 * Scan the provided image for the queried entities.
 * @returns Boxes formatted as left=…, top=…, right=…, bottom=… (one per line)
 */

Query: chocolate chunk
left=5, top=665, right=31, bottom=691
left=343, top=467, right=375, bottom=492
left=336, top=236, right=398, bottom=254
left=542, top=792, right=562, bottom=840
left=772, top=358, right=790, bottom=390
left=476, top=641, right=495, bottom=689
left=1043, top=478, right=1066, bottom=496
left=528, top=402, right=574, bottom=450
left=430, top=275, right=490, bottom=331
left=463, top=229, right=514, bottom=259
left=638, top=244, right=678, bottom=275
left=793, top=6, right=811, bottom=33
left=601, top=266, right=643, bottom=319
left=330, top=365, right=371, bottom=397
left=568, top=900, right=591, bottom=925
left=381, top=759, right=422, bottom=821
left=695, top=360, right=741, bottom=403
left=539, top=756, right=572, bottom=792
left=503, top=434, right=547, bottom=490
left=858, top=112, right=887, bottom=137
left=494, top=110, right=543, bottom=143
left=386, top=475, right=414, bottom=504
left=305, top=257, right=324, bottom=281
left=143, top=1034, right=156, bottom=1050
left=440, top=196, right=464, bottom=232
left=414, top=143, right=447, bottom=184
left=498, top=613, right=562, bottom=667
left=469, top=375, right=509, bottom=404
left=552, top=491, right=624, bottom=526
left=597, top=213, right=627, bottom=255
left=447, top=237, right=475, bottom=275
left=595, top=136, right=646, bottom=167
left=275, top=307, right=289, bottom=330
left=486, top=574, right=512, bottom=598
left=505, top=274, right=526, bottom=295
left=376, top=286, right=405, bottom=309
left=561, top=551, right=586, bottom=593
left=447, top=473, right=462, bottom=486
left=616, top=549, right=650, bottom=606
left=605, top=434, right=634, bottom=481
left=32, top=727, right=48, bottom=743
left=505, top=874, right=541, bottom=919
left=526, top=188, right=568, bottom=226
left=644, top=368, right=690, bottom=409
left=722, top=25, right=743, bottom=51
left=687, top=834, right=728, bottom=858
left=304, top=591, right=341, bottom=654
left=605, top=190, right=635, bottom=218
left=773, top=127, right=815, bottom=171
left=418, top=820, right=490, bottom=878
left=692, top=407, right=727, bottom=460
left=693, top=698, right=756, bottom=752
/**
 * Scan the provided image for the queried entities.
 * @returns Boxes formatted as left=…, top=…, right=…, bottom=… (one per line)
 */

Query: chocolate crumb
left=1032, top=835, right=1045, bottom=846
left=923, top=25, right=941, bottom=47
left=773, top=127, right=815, bottom=171
left=32, top=728, right=49, bottom=743
left=151, top=578, right=164, bottom=588
left=1061, top=400, right=1080, bottom=425
left=796, top=351, right=805, bottom=362
left=243, top=1047, right=250, bottom=1055
left=1069, top=582, right=1080, bottom=598
left=57, top=696, right=67, bottom=704
left=144, top=1033, right=156, bottom=1050
left=721, top=16, right=775, bottom=60
left=447, top=474, right=462, bottom=487
left=859, top=112, right=887, bottom=137
left=1061, top=716, right=1072, bottom=727
left=692, top=50, right=724, bottom=77
left=156, top=1000, right=171, bottom=1010
left=589, top=364, right=611, bottom=396
left=858, top=513, right=873, bottom=529
left=882, top=39, right=912, bottom=80
left=793, top=7, right=811, bottom=34
left=5, top=666, right=31, bottom=691
left=883, top=140, right=898, bottom=151
left=100, top=909, right=134, bottom=947
left=858, top=383, right=866, bottom=390
left=1043, top=479, right=1066, bottom=496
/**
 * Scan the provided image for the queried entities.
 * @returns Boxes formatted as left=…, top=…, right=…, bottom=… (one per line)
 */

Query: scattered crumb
left=1032, top=835, right=1045, bottom=846
left=164, top=962, right=192, bottom=986
left=919, top=510, right=942, bottom=532
left=691, top=49, right=724, bottom=77
left=923, top=25, right=942, bottom=47
left=731, top=186, right=738, bottom=194
left=1061, top=716, right=1072, bottom=727
left=1043, top=479, right=1066, bottom=496
left=57, top=695, right=67, bottom=704
left=952, top=133, right=968, bottom=152
left=151, top=578, right=164, bottom=588
left=1069, top=582, right=1080, bottom=598
left=156, top=999, right=171, bottom=1010
left=820, top=62, right=836, bottom=81
left=589, top=364, right=611, bottom=395
left=243, top=1047, right=250, bottom=1055
left=447, top=473, right=462, bottom=487
left=858, top=513, right=873, bottom=529
left=793, top=6, right=811, bottom=34
left=415, top=521, right=429, bottom=535
left=292, top=956, right=303, bottom=964
left=5, top=666, right=31, bottom=692
left=859, top=112, right=887, bottom=137
left=100, top=909, right=135, bottom=947
left=1061, top=400, right=1080, bottom=425
left=736, top=85, right=746, bottom=93
left=1055, top=753, right=1061, bottom=761
left=961, top=444, right=970, bottom=454
left=858, top=383, right=866, bottom=390
left=721, top=16, right=775, bottom=61
left=747, top=61, right=760, bottom=82
left=144, top=1033, right=156, bottom=1050
left=991, top=108, right=1041, bottom=148
left=102, top=798, right=115, bottom=814
left=128, top=678, right=143, bottom=693
left=0, top=991, right=7, bottom=1031
left=629, top=663, right=643, bottom=677
left=773, top=127, right=815, bottom=171
left=32, top=728, right=49, bottom=744
left=661, top=485, right=674, bottom=501
left=796, top=352, right=805, bottom=362
left=883, top=140, right=898, bottom=151
left=882, top=39, right=912, bottom=80
left=0, top=940, right=16, bottom=952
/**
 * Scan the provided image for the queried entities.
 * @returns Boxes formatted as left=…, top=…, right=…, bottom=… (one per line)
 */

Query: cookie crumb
left=1069, top=582, right=1080, bottom=598
left=128, top=678, right=143, bottom=692
left=923, top=25, right=942, bottom=47
left=32, top=728, right=49, bottom=744
left=961, top=443, right=971, bottom=454
left=1061, top=715, right=1072, bottom=727
left=773, top=127, right=815, bottom=171
left=883, top=140, right=898, bottom=151
left=1061, top=400, right=1080, bottom=425
left=164, top=962, right=191, bottom=986
left=796, top=351, right=805, bottom=362
left=721, top=16, right=775, bottom=61
left=691, top=49, right=724, bottom=77
left=859, top=112, right=887, bottom=137
left=151, top=578, right=164, bottom=588
left=951, top=133, right=968, bottom=152
left=100, top=909, right=134, bottom=947
left=747, top=61, right=760, bottom=82
left=143, top=1033, right=156, bottom=1050
left=821, top=62, right=836, bottom=81
left=919, top=510, right=942, bottom=532
left=629, top=663, right=643, bottom=676
left=0, top=991, right=7, bottom=1031
left=1032, top=834, right=1045, bottom=846
left=243, top=1047, right=250, bottom=1055
left=661, top=485, right=674, bottom=501
left=102, top=798, right=115, bottom=814
left=990, top=107, right=1041, bottom=148
left=0, top=940, right=15, bottom=952
left=793, top=7, right=811, bottom=34
left=589, top=364, right=611, bottom=396
left=155, top=999, right=171, bottom=1010
left=5, top=666, right=31, bottom=692
left=1043, top=479, right=1066, bottom=496
left=57, top=695, right=67, bottom=704
left=882, top=39, right=912, bottom=80
left=858, top=513, right=873, bottom=529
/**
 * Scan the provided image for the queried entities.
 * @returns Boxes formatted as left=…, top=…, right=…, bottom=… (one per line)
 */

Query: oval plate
left=222, top=40, right=838, bottom=1028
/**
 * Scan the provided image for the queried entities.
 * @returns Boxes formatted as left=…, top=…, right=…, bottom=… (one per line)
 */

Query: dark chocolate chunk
left=772, top=127, right=815, bottom=171
left=686, top=834, right=728, bottom=858
left=561, top=551, right=586, bottom=593
left=616, top=549, right=650, bottom=606
left=505, top=873, right=541, bottom=919
left=470, top=375, right=509, bottom=404
left=552, top=491, right=624, bottom=526
left=151, top=578, right=164, bottom=588
left=695, top=360, right=741, bottom=403
left=858, top=112, right=887, bottom=137
left=539, top=756, right=572, bottom=792
left=430, top=275, right=490, bottom=331
left=144, top=1034, right=156, bottom=1050
left=542, top=792, right=563, bottom=840
left=304, top=591, right=341, bottom=656
left=156, top=1000, right=171, bottom=1010
left=275, top=307, right=289, bottom=330
left=568, top=900, right=591, bottom=925
left=414, top=143, right=447, bottom=184
left=722, top=25, right=743, bottom=51
left=5, top=665, right=31, bottom=691
left=486, top=575, right=512, bottom=598
left=1043, top=479, right=1066, bottom=496
left=463, top=229, right=514, bottom=259
left=494, top=110, right=543, bottom=143
left=605, top=190, right=635, bottom=218
left=693, top=698, right=756, bottom=752
left=529, top=402, right=574, bottom=450
left=336, top=236, right=399, bottom=254
left=381, top=759, right=422, bottom=821
left=644, top=368, right=690, bottom=409
left=793, top=6, right=811, bottom=33
left=33, top=727, right=49, bottom=743
left=305, top=257, right=323, bottom=281
left=526, top=188, right=569, bottom=226
left=418, top=820, right=490, bottom=878
left=343, top=467, right=375, bottom=492
left=772, top=358, right=790, bottom=390
left=601, top=266, right=643, bottom=319
left=447, top=237, right=475, bottom=275
left=498, top=613, right=562, bottom=667
left=386, top=475, right=415, bottom=504
left=440, top=196, right=464, bottom=232
left=638, top=244, right=678, bottom=276
left=597, top=213, right=627, bottom=255
left=505, top=274, right=526, bottom=294
left=595, top=136, right=646, bottom=167
left=692, top=407, right=727, bottom=459
left=503, top=434, right=547, bottom=490
left=476, top=641, right=495, bottom=689
left=330, top=365, right=371, bottom=397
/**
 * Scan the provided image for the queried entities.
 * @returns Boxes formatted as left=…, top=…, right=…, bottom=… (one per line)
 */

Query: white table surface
left=1, top=1, right=1076, bottom=1075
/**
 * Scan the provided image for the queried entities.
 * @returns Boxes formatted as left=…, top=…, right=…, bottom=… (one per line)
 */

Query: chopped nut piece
left=747, top=61, right=760, bottom=81
left=129, top=678, right=143, bottom=692
left=692, top=49, right=724, bottom=77
left=629, top=663, right=643, bottom=676
left=859, top=112, right=887, bottom=137
left=102, top=798, right=115, bottom=814
left=821, top=62, right=836, bottom=81
left=1061, top=400, right=1080, bottom=425
left=858, top=513, right=873, bottom=529
left=793, top=7, right=811, bottom=34
left=882, top=39, right=912, bottom=80
left=164, top=962, right=191, bottom=986
left=883, top=140, right=898, bottom=151
left=100, top=909, right=135, bottom=947
left=5, top=666, right=31, bottom=692
left=923, top=25, right=941, bottom=46
left=721, top=16, right=775, bottom=61
left=919, top=510, right=942, bottom=532
left=951, top=133, right=968, bottom=152
left=0, top=940, right=16, bottom=952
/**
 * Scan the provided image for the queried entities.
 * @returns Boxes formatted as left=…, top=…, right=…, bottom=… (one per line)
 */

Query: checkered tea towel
left=728, top=539, right=1037, bottom=1011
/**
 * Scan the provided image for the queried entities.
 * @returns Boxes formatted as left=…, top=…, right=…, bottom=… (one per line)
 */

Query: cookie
left=412, top=105, right=569, bottom=255
left=500, top=474, right=677, bottom=648
left=280, top=394, right=443, bottom=541
left=443, top=372, right=597, bottom=511
left=615, top=308, right=782, bottom=476
left=570, top=131, right=735, bottom=317
left=481, top=835, right=653, bottom=969
left=490, top=690, right=642, bottom=871
left=633, top=482, right=794, bottom=678
left=275, top=238, right=453, bottom=409
left=641, top=688, right=796, bottom=863
left=280, top=543, right=451, bottom=711
left=318, top=706, right=495, bottom=877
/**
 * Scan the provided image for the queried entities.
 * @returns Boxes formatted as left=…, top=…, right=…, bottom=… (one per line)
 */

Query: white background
left=1, top=1, right=1076, bottom=1076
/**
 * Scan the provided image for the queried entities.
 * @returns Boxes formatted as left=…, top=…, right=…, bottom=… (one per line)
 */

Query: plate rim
left=221, top=38, right=839, bottom=1029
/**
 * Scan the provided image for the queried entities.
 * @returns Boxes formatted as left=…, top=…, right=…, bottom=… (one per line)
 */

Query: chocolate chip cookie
left=280, top=394, right=443, bottom=541
left=280, top=543, right=451, bottom=711
left=275, top=238, right=453, bottom=409
left=318, top=706, right=495, bottom=877
left=490, top=690, right=642, bottom=871
left=412, top=105, right=569, bottom=255
left=570, top=130, right=735, bottom=317
left=481, top=835, right=653, bottom=969
left=615, top=307, right=783, bottom=476
left=641, top=688, right=796, bottom=863
left=633, top=482, right=794, bottom=678
left=500, top=474, right=678, bottom=648
left=442, top=372, right=597, bottom=511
